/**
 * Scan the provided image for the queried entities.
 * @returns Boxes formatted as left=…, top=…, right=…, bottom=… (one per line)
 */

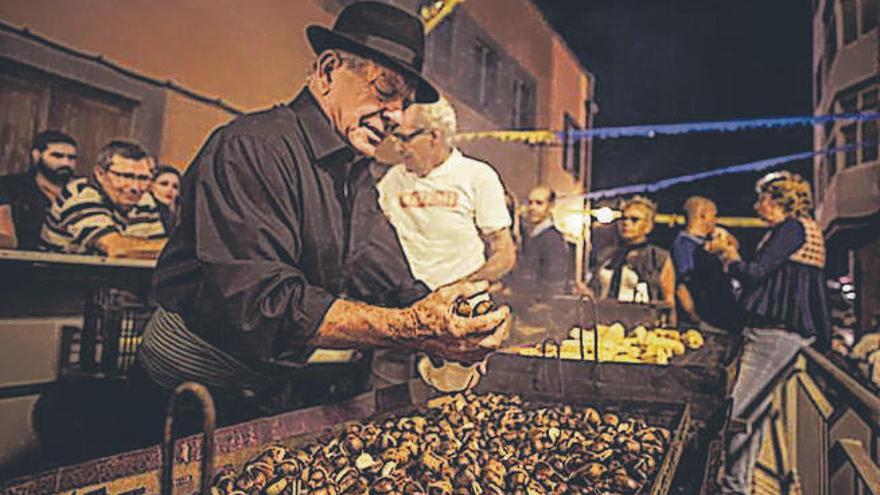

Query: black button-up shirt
left=153, top=89, right=428, bottom=367
left=0, top=170, right=51, bottom=250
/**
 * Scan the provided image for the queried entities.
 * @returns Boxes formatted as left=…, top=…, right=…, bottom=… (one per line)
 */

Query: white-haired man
left=373, top=96, right=516, bottom=388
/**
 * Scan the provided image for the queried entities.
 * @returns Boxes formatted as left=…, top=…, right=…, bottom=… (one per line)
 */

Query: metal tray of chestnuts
left=204, top=380, right=690, bottom=495
left=0, top=377, right=690, bottom=495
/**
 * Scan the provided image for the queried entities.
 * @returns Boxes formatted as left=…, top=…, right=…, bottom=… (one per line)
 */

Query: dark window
left=511, top=76, right=535, bottom=129
left=861, top=88, right=878, bottom=161
left=815, top=63, right=823, bottom=105
left=841, top=94, right=858, bottom=113
left=842, top=0, right=858, bottom=43
left=563, top=113, right=583, bottom=179
left=862, top=119, right=878, bottom=161
left=470, top=41, right=498, bottom=108
left=862, top=0, right=878, bottom=32
left=428, top=14, right=455, bottom=73
left=828, top=136, right=838, bottom=179
left=826, top=5, right=838, bottom=67
left=842, top=123, right=858, bottom=167
left=0, top=58, right=136, bottom=177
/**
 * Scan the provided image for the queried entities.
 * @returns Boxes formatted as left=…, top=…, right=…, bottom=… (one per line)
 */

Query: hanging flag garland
left=454, top=130, right=559, bottom=145
left=421, top=0, right=466, bottom=33
left=582, top=141, right=867, bottom=200
left=454, top=111, right=880, bottom=145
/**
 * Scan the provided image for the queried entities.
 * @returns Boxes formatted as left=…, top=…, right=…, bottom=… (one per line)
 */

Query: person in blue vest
left=714, top=171, right=831, bottom=494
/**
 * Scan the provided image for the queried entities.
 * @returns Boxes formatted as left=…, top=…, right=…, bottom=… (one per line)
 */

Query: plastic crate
left=80, top=287, right=154, bottom=376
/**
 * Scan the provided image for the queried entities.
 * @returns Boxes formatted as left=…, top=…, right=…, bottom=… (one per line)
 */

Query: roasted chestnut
left=453, top=298, right=473, bottom=317
left=472, top=299, right=494, bottom=316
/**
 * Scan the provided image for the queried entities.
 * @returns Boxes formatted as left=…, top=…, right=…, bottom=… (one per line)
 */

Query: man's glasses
left=359, top=63, right=415, bottom=111
left=392, top=128, right=428, bottom=143
left=107, top=169, right=153, bottom=184
left=373, top=78, right=414, bottom=108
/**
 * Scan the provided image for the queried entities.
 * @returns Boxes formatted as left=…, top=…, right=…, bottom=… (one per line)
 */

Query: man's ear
left=30, top=149, right=41, bottom=164
left=315, top=50, right=343, bottom=95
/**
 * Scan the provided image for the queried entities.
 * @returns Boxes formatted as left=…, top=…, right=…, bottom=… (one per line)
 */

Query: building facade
left=813, top=0, right=880, bottom=328
left=0, top=0, right=594, bottom=199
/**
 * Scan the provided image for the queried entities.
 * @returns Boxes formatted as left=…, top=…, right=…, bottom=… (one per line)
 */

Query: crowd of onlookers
left=505, top=187, right=749, bottom=334
left=0, top=130, right=180, bottom=257
left=0, top=128, right=859, bottom=390
left=0, top=129, right=839, bottom=344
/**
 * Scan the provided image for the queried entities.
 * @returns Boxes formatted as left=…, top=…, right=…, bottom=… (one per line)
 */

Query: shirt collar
left=530, top=217, right=554, bottom=238
left=678, top=230, right=706, bottom=244
left=428, top=148, right=460, bottom=177
left=289, top=89, right=355, bottom=165
left=398, top=147, right=460, bottom=179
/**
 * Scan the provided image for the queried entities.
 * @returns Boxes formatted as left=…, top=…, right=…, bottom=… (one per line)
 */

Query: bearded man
left=0, top=130, right=79, bottom=249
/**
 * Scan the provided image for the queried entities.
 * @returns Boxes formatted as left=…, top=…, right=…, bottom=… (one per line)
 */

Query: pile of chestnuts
left=211, top=392, right=671, bottom=495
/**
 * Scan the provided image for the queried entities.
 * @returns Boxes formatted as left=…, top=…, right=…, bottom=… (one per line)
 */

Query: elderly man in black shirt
left=136, top=2, right=510, bottom=421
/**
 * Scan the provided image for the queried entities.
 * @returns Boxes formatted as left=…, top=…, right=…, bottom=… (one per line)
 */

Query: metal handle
left=161, top=382, right=217, bottom=495
left=578, top=293, right=600, bottom=363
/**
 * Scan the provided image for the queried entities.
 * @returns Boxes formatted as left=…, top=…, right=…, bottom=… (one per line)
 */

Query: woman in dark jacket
left=714, top=171, right=830, bottom=494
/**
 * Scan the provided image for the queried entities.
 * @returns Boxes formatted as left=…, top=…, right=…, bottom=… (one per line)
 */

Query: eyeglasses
left=372, top=77, right=414, bottom=108
left=107, top=169, right=153, bottom=183
left=392, top=128, right=428, bottom=143
left=351, top=58, right=415, bottom=111
left=620, top=215, right=645, bottom=223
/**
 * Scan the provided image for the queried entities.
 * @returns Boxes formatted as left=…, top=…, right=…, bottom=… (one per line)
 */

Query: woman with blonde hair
left=713, top=170, right=830, bottom=494
left=592, top=195, right=676, bottom=312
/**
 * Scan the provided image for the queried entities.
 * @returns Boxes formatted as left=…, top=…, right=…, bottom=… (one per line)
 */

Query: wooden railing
left=754, top=346, right=880, bottom=494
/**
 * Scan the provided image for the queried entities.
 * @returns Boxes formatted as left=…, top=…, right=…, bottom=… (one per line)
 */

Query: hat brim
left=307, top=25, right=439, bottom=104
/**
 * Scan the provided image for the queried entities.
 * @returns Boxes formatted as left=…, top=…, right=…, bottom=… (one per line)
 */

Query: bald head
left=526, top=185, right=555, bottom=224
left=683, top=196, right=717, bottom=236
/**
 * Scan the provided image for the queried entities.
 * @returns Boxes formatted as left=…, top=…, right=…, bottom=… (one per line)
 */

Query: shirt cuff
left=299, top=286, right=338, bottom=339
left=727, top=260, right=745, bottom=276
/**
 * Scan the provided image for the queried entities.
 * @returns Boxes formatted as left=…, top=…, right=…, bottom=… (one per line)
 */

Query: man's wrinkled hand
left=407, top=280, right=505, bottom=339
left=417, top=306, right=512, bottom=363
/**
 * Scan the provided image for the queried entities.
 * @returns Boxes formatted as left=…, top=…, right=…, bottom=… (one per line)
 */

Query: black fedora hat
left=307, top=1, right=439, bottom=103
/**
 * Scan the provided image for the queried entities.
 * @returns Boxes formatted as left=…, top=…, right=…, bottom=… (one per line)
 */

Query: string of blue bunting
left=583, top=141, right=866, bottom=201
left=558, top=111, right=880, bottom=141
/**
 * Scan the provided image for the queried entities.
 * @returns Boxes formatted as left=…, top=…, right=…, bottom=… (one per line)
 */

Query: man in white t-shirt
left=373, top=96, right=516, bottom=388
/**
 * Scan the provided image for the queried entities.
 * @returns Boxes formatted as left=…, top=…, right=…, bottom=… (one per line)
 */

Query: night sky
left=534, top=0, right=814, bottom=224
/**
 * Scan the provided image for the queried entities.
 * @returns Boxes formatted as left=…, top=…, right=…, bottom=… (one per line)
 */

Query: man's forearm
left=0, top=206, right=17, bottom=249
left=95, top=233, right=166, bottom=258
left=467, top=229, right=516, bottom=282
left=467, top=250, right=516, bottom=282
left=0, top=234, right=16, bottom=249
left=310, top=299, right=413, bottom=349
left=676, top=284, right=699, bottom=322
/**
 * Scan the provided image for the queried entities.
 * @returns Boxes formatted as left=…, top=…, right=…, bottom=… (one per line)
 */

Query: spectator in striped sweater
left=40, top=140, right=167, bottom=258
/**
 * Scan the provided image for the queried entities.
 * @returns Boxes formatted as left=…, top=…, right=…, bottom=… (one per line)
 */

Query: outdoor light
left=842, top=284, right=854, bottom=292
left=593, top=206, right=618, bottom=224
